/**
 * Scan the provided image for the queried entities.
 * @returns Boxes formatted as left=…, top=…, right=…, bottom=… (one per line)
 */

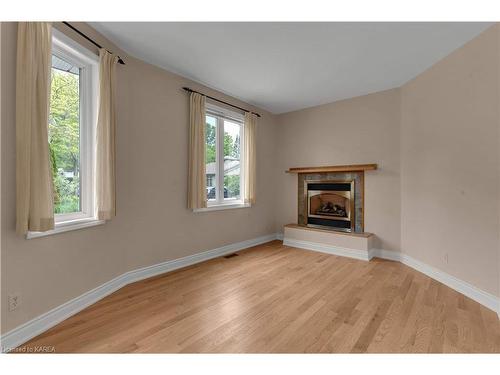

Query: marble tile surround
left=298, top=172, right=364, bottom=232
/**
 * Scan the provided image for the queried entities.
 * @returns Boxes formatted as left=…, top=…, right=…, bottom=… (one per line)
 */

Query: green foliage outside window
left=206, top=120, right=241, bottom=198
left=48, top=68, right=81, bottom=214
left=224, top=175, right=240, bottom=197
left=206, top=121, right=216, bottom=163
left=205, top=121, right=241, bottom=163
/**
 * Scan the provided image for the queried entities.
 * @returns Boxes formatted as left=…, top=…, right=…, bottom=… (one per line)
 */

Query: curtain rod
left=62, top=22, right=125, bottom=65
left=182, top=87, right=261, bottom=118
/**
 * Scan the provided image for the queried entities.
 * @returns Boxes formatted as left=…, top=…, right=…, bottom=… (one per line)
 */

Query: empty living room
left=1, top=1, right=500, bottom=373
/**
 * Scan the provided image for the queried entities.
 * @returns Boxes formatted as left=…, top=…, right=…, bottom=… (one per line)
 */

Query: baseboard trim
left=283, top=238, right=371, bottom=261
left=0, top=233, right=280, bottom=352
left=370, top=249, right=500, bottom=316
left=281, top=239, right=499, bottom=316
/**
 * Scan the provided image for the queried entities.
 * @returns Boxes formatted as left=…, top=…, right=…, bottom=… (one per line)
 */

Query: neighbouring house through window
left=205, top=103, right=245, bottom=206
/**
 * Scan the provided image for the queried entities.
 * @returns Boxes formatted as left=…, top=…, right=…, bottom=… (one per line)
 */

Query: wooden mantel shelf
left=286, top=163, right=377, bottom=174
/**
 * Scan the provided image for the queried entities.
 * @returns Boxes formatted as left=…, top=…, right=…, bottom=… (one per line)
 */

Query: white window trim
left=27, top=30, right=100, bottom=239
left=193, top=202, right=251, bottom=213
left=26, top=218, right=105, bottom=239
left=197, top=102, right=249, bottom=213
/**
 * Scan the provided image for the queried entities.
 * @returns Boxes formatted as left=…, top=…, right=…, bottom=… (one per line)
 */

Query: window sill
left=193, top=202, right=251, bottom=213
left=26, top=217, right=105, bottom=239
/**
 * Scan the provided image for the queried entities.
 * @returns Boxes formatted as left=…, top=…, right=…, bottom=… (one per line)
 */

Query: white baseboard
left=370, top=249, right=500, bottom=316
left=280, top=239, right=499, bottom=316
left=0, top=233, right=280, bottom=352
left=283, top=238, right=371, bottom=261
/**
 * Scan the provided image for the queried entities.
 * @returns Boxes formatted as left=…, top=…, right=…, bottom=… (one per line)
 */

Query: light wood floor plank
left=19, top=240, right=500, bottom=353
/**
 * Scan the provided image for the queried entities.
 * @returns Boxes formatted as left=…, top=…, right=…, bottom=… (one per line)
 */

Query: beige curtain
left=96, top=49, right=119, bottom=220
left=16, top=22, right=54, bottom=234
left=187, top=92, right=207, bottom=209
left=243, top=112, right=257, bottom=205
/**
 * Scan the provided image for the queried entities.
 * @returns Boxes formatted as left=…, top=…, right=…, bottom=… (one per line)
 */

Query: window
left=28, top=30, right=100, bottom=238
left=206, top=174, right=215, bottom=187
left=204, top=103, right=248, bottom=210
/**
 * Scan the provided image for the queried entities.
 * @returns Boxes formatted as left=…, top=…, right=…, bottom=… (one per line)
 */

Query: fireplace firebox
left=305, top=180, right=355, bottom=232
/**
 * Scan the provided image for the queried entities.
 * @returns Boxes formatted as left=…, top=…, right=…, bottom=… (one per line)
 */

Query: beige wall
left=400, top=25, right=500, bottom=297
left=274, top=89, right=402, bottom=252
left=495, top=23, right=500, bottom=312
left=1, top=22, right=279, bottom=333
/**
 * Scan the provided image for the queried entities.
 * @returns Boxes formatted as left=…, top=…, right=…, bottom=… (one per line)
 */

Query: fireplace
left=306, top=181, right=355, bottom=232
left=289, top=164, right=376, bottom=234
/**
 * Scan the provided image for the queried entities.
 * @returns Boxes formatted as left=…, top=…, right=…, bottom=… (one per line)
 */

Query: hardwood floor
left=21, top=240, right=500, bottom=353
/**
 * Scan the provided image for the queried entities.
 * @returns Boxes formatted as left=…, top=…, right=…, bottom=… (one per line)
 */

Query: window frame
left=195, top=102, right=249, bottom=212
left=27, top=29, right=102, bottom=239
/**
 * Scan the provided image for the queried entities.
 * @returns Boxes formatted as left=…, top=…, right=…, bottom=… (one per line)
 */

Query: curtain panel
left=243, top=112, right=257, bottom=205
left=187, top=92, right=207, bottom=209
left=96, top=49, right=119, bottom=220
left=16, top=22, right=54, bottom=234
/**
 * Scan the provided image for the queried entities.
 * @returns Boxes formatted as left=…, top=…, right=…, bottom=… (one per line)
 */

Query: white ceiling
left=91, top=22, right=492, bottom=114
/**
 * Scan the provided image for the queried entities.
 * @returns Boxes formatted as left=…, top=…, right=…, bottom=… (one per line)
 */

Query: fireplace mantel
left=286, top=164, right=377, bottom=174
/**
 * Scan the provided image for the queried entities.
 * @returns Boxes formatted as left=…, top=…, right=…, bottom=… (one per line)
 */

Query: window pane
left=205, top=115, right=217, bottom=201
left=223, top=119, right=241, bottom=200
left=49, top=55, right=81, bottom=214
